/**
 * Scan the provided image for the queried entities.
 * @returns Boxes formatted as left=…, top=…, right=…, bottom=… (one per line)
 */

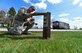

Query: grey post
left=32, top=12, right=51, bottom=39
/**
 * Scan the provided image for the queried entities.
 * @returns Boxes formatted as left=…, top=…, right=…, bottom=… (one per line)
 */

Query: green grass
left=0, top=31, right=82, bottom=53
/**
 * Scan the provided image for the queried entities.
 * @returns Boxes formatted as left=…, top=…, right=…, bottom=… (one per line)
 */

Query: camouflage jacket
left=15, top=8, right=30, bottom=22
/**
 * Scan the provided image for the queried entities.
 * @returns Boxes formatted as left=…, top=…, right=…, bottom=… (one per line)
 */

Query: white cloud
left=23, top=0, right=29, bottom=3
left=72, top=0, right=82, bottom=7
left=72, top=0, right=81, bottom=5
left=23, top=0, right=62, bottom=9
left=39, top=0, right=46, bottom=2
left=47, top=0, right=62, bottom=4
left=58, top=17, right=82, bottom=29
left=79, top=2, right=82, bottom=6
left=58, top=13, right=70, bottom=17
left=34, top=2, right=47, bottom=9
left=30, top=0, right=47, bottom=9
left=73, top=17, right=82, bottom=22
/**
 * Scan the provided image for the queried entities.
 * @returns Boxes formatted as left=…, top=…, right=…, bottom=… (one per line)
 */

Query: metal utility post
left=43, top=12, right=51, bottom=38
left=32, top=12, right=51, bottom=39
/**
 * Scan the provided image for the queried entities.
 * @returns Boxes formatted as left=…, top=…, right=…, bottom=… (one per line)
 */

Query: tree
left=0, top=10, right=6, bottom=27
left=79, top=28, right=82, bottom=30
left=7, top=7, right=16, bottom=27
left=8, top=7, right=16, bottom=16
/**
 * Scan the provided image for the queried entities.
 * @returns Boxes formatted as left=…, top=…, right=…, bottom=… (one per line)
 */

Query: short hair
left=29, top=6, right=35, bottom=11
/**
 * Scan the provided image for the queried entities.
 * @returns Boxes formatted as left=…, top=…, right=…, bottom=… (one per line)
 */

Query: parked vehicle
left=52, top=21, right=70, bottom=29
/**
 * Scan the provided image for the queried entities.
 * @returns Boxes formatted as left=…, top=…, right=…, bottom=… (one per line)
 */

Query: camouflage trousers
left=7, top=19, right=34, bottom=35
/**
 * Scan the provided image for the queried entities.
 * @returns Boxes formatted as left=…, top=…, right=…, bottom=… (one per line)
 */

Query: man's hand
left=29, top=11, right=35, bottom=18
left=30, top=11, right=35, bottom=17
left=27, top=18, right=35, bottom=24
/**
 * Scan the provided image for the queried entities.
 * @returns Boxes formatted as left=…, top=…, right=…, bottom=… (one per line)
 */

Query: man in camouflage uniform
left=7, top=6, right=35, bottom=35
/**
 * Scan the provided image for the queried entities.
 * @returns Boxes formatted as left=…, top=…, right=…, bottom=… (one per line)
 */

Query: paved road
left=0, top=28, right=82, bottom=31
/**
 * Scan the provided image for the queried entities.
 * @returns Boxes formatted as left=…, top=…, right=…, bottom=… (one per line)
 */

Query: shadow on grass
left=0, top=32, right=44, bottom=39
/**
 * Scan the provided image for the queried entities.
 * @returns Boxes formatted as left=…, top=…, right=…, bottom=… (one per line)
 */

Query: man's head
left=28, top=6, right=35, bottom=12
left=18, top=6, right=27, bottom=14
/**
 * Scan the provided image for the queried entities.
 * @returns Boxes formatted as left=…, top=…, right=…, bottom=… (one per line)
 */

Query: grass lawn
left=0, top=31, right=82, bottom=53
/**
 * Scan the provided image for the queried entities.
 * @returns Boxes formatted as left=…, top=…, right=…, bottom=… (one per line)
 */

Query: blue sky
left=0, top=0, right=82, bottom=29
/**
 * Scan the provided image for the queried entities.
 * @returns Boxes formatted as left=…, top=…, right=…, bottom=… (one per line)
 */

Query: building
left=52, top=21, right=70, bottom=29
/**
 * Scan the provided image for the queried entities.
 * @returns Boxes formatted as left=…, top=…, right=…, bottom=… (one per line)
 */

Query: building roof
left=52, top=21, right=69, bottom=25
